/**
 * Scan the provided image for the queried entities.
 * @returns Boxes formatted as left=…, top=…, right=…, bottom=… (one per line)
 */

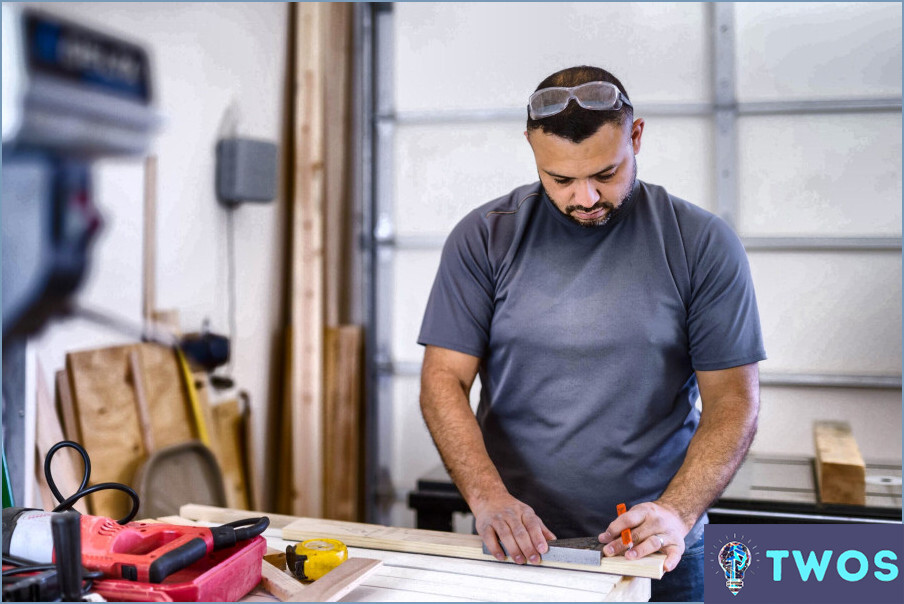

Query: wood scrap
left=35, top=359, right=88, bottom=513
left=260, top=558, right=382, bottom=603
left=814, top=420, right=866, bottom=505
left=55, top=370, right=81, bottom=447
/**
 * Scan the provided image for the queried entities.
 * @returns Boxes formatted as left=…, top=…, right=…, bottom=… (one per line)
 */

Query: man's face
left=526, top=119, right=644, bottom=227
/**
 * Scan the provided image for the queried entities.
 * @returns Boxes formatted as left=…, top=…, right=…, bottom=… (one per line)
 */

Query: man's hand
left=473, top=491, right=557, bottom=565
left=597, top=500, right=689, bottom=573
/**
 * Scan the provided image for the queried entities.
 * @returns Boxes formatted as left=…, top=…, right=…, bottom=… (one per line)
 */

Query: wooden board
left=322, top=2, right=354, bottom=326
left=35, top=359, right=88, bottom=513
left=288, top=1, right=326, bottom=517
left=67, top=345, right=146, bottom=519
left=143, top=155, right=157, bottom=322
left=814, top=421, right=866, bottom=505
left=323, top=325, right=363, bottom=521
left=281, top=516, right=664, bottom=579
left=138, top=343, right=194, bottom=448
left=55, top=370, right=81, bottom=446
left=209, top=398, right=249, bottom=509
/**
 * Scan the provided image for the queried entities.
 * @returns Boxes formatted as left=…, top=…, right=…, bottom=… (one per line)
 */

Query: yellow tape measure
left=286, top=539, right=348, bottom=581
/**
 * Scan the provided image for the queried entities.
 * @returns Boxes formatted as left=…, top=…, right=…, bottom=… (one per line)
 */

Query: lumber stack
left=813, top=420, right=866, bottom=505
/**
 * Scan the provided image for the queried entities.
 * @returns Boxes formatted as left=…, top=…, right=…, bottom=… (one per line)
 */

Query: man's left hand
left=597, top=500, right=689, bottom=573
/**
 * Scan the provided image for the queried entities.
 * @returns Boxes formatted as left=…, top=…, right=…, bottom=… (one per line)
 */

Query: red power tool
left=3, top=507, right=269, bottom=599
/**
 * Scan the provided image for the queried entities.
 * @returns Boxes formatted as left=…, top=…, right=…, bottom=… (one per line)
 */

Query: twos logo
left=711, top=534, right=760, bottom=596
left=703, top=524, right=902, bottom=604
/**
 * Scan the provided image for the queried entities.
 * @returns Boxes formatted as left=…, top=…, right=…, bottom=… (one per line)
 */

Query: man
left=417, top=65, right=765, bottom=602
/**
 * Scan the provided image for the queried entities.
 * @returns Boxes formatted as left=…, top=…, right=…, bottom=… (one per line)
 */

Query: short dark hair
left=526, top=65, right=633, bottom=143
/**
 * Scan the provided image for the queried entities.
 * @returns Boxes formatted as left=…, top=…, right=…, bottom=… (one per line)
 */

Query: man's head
left=525, top=66, right=644, bottom=228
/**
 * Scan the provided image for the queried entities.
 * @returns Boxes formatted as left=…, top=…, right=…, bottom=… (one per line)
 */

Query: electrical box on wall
left=216, top=138, right=278, bottom=205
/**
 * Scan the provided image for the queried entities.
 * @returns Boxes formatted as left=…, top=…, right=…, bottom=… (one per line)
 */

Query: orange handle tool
left=616, top=503, right=632, bottom=546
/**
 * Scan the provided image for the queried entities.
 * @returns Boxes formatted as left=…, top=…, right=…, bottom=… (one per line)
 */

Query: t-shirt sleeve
left=417, top=212, right=495, bottom=358
left=686, top=216, right=767, bottom=371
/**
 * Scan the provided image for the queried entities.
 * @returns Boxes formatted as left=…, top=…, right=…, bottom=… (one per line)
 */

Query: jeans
left=650, top=535, right=705, bottom=602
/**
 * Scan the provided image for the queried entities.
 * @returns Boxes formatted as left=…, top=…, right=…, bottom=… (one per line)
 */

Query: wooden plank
left=606, top=576, right=651, bottom=602
left=143, top=155, right=157, bottom=322
left=814, top=420, right=866, bottom=505
left=138, top=344, right=194, bottom=449
left=322, top=2, right=354, bottom=326
left=282, top=517, right=663, bottom=580
left=179, top=504, right=661, bottom=579
left=210, top=399, right=249, bottom=509
left=129, top=350, right=156, bottom=453
left=323, top=325, right=363, bottom=521
left=35, top=360, right=88, bottom=513
left=181, top=503, right=304, bottom=530
left=261, top=558, right=382, bottom=602
left=66, top=346, right=145, bottom=519
left=288, top=1, right=327, bottom=518
left=55, top=370, right=81, bottom=445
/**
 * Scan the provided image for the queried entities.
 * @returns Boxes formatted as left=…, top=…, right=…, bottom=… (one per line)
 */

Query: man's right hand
left=473, top=491, right=557, bottom=565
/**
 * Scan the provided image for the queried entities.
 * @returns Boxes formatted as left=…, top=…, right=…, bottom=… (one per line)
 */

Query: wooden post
left=288, top=2, right=326, bottom=517
left=814, top=421, right=866, bottom=505
left=143, top=156, right=157, bottom=323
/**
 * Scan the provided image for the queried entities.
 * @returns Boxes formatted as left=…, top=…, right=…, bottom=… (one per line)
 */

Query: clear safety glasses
left=527, top=81, right=632, bottom=120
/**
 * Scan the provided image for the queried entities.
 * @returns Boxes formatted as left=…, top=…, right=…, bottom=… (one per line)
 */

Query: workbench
left=175, top=505, right=654, bottom=602
left=409, top=454, right=902, bottom=531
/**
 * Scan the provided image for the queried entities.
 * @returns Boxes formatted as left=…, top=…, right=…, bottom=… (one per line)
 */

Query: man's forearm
left=420, top=365, right=507, bottom=507
left=658, top=392, right=758, bottom=531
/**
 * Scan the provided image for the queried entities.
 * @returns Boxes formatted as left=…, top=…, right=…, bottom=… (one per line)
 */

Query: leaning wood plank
left=288, top=1, right=326, bottom=518
left=142, top=155, right=157, bottom=322
left=210, top=399, right=249, bottom=509
left=814, top=421, right=866, bottom=505
left=323, top=326, right=363, bottom=521
left=261, top=558, right=382, bottom=602
left=67, top=346, right=146, bottom=519
left=56, top=370, right=81, bottom=445
left=35, top=360, right=88, bottom=513
left=282, top=517, right=663, bottom=579
left=322, top=2, right=353, bottom=327
left=138, top=343, right=194, bottom=449
left=128, top=350, right=155, bottom=454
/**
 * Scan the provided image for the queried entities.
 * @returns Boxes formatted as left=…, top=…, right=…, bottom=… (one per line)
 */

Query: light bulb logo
left=718, top=541, right=751, bottom=595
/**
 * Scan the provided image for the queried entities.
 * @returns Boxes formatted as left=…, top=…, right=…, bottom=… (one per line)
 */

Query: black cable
left=224, top=516, right=270, bottom=540
left=43, top=441, right=140, bottom=524
left=44, top=440, right=90, bottom=504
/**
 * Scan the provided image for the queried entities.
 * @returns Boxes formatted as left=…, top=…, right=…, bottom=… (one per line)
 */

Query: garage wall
left=376, top=2, right=902, bottom=527
left=23, top=2, right=289, bottom=510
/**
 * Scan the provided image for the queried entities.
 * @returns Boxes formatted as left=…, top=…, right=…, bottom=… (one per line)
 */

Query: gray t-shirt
left=418, top=180, right=766, bottom=546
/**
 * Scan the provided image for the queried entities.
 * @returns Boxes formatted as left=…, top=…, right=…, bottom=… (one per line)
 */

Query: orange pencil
left=616, top=503, right=632, bottom=546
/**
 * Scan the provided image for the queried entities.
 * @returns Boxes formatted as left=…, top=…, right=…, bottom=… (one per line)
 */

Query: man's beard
left=546, top=157, right=637, bottom=228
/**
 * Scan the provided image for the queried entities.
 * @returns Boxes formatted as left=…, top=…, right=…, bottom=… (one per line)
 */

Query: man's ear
left=630, top=118, right=645, bottom=155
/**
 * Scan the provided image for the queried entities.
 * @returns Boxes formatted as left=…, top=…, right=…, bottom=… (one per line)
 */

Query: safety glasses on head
left=527, top=81, right=632, bottom=121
